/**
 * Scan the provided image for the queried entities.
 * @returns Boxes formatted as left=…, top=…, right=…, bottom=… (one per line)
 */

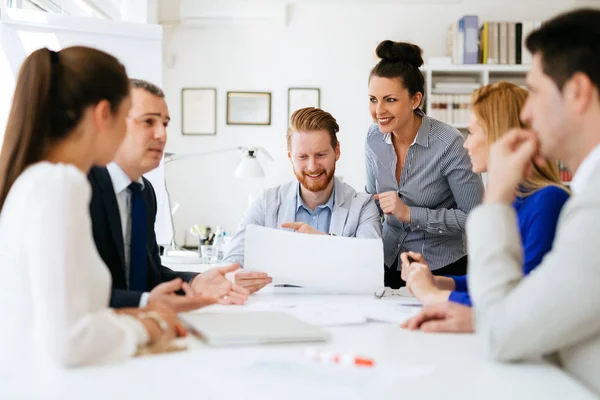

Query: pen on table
left=305, top=348, right=375, bottom=367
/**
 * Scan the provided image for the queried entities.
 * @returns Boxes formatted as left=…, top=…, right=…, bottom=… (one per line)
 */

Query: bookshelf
left=421, top=64, right=572, bottom=185
left=421, top=64, right=529, bottom=129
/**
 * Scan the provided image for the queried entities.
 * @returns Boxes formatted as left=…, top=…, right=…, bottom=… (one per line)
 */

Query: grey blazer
left=223, top=177, right=382, bottom=267
left=467, top=163, right=600, bottom=396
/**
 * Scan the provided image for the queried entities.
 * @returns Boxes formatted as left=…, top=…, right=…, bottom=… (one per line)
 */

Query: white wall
left=0, top=7, right=171, bottom=242
left=161, top=0, right=600, bottom=246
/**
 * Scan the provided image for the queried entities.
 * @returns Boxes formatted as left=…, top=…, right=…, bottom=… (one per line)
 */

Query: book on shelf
left=515, top=23, right=523, bottom=65
left=499, top=22, right=508, bottom=65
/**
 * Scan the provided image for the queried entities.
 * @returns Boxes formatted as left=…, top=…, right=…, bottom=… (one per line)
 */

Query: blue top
left=448, top=185, right=570, bottom=306
left=295, top=183, right=335, bottom=233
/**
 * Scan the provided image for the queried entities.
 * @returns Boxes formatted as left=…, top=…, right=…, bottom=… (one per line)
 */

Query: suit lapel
left=330, top=178, right=348, bottom=236
left=277, top=181, right=299, bottom=228
left=142, top=180, right=159, bottom=287
left=97, top=168, right=127, bottom=271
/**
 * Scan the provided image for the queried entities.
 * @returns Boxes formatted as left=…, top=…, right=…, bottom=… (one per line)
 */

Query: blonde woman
left=399, top=82, right=569, bottom=316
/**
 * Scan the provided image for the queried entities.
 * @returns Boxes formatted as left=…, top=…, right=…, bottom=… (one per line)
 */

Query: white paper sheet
left=359, top=299, right=423, bottom=324
left=194, top=296, right=368, bottom=326
left=244, top=225, right=384, bottom=294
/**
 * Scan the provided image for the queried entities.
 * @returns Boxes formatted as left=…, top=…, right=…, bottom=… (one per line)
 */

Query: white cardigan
left=0, top=162, right=147, bottom=369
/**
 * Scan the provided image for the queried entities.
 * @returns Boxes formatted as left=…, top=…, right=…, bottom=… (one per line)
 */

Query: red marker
left=305, top=348, right=375, bottom=367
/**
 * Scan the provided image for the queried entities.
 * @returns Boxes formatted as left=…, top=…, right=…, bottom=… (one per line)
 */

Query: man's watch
left=139, top=311, right=169, bottom=333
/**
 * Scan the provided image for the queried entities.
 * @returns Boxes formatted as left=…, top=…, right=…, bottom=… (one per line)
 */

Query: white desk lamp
left=162, top=146, right=273, bottom=253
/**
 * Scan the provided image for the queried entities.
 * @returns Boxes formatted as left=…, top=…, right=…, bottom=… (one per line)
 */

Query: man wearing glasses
left=87, top=79, right=249, bottom=312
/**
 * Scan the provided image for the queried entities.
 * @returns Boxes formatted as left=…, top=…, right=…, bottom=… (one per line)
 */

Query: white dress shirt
left=105, top=162, right=149, bottom=307
left=0, top=162, right=148, bottom=371
left=570, top=143, right=600, bottom=195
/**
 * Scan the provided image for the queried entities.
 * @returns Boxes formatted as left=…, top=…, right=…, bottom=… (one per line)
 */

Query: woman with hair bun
left=365, top=40, right=484, bottom=288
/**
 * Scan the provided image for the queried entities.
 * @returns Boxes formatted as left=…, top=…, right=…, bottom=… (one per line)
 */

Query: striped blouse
left=365, top=110, right=484, bottom=271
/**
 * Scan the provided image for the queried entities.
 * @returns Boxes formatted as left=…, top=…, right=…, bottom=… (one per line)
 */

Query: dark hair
left=526, top=8, right=600, bottom=92
left=369, top=40, right=425, bottom=105
left=130, top=78, right=165, bottom=98
left=0, top=46, right=130, bottom=211
left=287, top=107, right=339, bottom=150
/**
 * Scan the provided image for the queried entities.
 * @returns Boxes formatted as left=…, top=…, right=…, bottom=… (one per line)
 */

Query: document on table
left=359, top=299, right=422, bottom=324
left=194, top=297, right=368, bottom=326
left=244, top=225, right=384, bottom=294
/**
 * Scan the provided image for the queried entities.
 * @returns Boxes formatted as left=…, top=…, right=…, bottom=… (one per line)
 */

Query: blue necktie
left=128, top=182, right=147, bottom=291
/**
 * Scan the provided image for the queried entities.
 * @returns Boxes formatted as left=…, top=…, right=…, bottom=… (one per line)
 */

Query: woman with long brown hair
left=399, top=81, right=569, bottom=314
left=0, top=47, right=185, bottom=369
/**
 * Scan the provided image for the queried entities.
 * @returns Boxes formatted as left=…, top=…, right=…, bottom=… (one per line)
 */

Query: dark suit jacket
left=88, top=166, right=197, bottom=308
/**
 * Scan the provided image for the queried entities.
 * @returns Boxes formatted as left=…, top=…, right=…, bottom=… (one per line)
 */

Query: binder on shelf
left=515, top=22, right=523, bottom=65
left=459, top=15, right=479, bottom=64
left=499, top=22, right=508, bottom=64
left=521, top=21, right=538, bottom=65
left=480, top=22, right=489, bottom=64
left=508, top=22, right=517, bottom=65
left=487, top=22, right=499, bottom=64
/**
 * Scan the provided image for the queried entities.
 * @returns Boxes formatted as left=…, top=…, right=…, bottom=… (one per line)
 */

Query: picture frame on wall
left=288, top=88, right=321, bottom=123
left=181, top=88, right=217, bottom=135
left=226, top=91, right=272, bottom=126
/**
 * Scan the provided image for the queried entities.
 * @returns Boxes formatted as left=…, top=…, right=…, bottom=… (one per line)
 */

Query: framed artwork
left=288, top=88, right=321, bottom=122
left=226, top=91, right=272, bottom=126
left=181, top=88, right=217, bottom=135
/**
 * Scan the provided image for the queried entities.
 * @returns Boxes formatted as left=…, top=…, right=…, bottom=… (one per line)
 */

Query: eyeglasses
left=373, top=287, right=413, bottom=299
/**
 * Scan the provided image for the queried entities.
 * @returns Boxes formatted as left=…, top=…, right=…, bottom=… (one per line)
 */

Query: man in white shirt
left=89, top=79, right=248, bottom=311
left=403, top=8, right=600, bottom=395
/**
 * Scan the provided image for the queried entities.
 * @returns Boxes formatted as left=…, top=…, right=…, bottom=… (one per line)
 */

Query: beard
left=294, top=165, right=336, bottom=193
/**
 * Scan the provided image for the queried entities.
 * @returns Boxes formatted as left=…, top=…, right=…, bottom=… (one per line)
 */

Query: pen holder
left=199, top=243, right=215, bottom=264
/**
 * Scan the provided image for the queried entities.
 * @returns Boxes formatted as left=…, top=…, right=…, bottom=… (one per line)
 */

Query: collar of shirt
left=382, top=109, right=429, bottom=147
left=106, top=162, right=144, bottom=195
left=570, top=143, right=600, bottom=195
left=295, top=182, right=335, bottom=214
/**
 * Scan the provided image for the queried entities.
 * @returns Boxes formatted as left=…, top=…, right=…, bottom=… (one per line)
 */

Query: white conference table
left=159, top=252, right=597, bottom=399
left=5, top=253, right=588, bottom=399
left=4, top=291, right=596, bottom=400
